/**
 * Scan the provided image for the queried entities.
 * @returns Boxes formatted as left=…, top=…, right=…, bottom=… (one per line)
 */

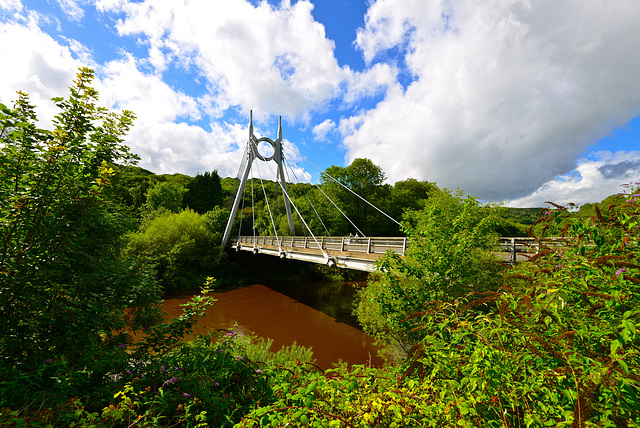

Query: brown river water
left=161, top=283, right=385, bottom=370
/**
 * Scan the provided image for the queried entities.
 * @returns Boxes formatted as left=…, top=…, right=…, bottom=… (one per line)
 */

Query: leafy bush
left=125, top=209, right=225, bottom=291
left=355, top=189, right=502, bottom=350
left=0, top=68, right=161, bottom=370
left=0, top=286, right=278, bottom=427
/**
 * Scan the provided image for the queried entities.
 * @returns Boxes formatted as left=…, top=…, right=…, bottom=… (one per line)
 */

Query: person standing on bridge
left=349, top=232, right=353, bottom=243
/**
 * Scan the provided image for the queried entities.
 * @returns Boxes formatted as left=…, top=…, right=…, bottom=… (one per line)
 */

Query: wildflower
left=117, top=344, right=128, bottom=348
left=214, top=381, right=220, bottom=387
left=43, top=358, right=52, bottom=364
left=183, top=392, right=191, bottom=398
left=161, top=377, right=180, bottom=389
left=256, top=369, right=263, bottom=374
left=126, top=370, right=132, bottom=376
left=226, top=330, right=236, bottom=337
left=615, top=268, right=627, bottom=276
left=160, top=365, right=166, bottom=374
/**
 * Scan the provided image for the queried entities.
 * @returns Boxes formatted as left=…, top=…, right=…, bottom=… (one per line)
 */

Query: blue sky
left=1, top=0, right=639, bottom=207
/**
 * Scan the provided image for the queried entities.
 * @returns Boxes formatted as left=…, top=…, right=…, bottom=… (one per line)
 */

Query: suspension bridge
left=221, top=112, right=541, bottom=271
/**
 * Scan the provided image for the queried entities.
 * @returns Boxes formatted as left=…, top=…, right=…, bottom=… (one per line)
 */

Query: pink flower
left=615, top=268, right=627, bottom=276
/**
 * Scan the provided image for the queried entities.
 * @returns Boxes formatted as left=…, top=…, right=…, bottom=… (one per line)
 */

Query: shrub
left=125, top=209, right=225, bottom=291
left=355, top=189, right=502, bottom=350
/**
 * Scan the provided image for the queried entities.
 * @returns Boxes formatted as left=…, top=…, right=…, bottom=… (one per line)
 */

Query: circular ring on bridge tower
left=253, top=137, right=277, bottom=162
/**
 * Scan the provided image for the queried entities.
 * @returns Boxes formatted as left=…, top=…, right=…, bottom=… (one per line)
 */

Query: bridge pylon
left=221, top=111, right=295, bottom=247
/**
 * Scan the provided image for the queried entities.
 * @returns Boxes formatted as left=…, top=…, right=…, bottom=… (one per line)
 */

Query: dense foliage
left=0, top=68, right=161, bottom=371
left=355, top=189, right=503, bottom=349
left=2, top=67, right=638, bottom=427
left=125, top=208, right=226, bottom=291
left=236, top=185, right=640, bottom=428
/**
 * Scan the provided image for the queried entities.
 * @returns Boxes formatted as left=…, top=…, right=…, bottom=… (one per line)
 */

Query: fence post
left=367, top=237, right=372, bottom=253
left=341, top=237, right=345, bottom=251
left=403, top=238, right=407, bottom=256
left=510, top=238, right=516, bottom=265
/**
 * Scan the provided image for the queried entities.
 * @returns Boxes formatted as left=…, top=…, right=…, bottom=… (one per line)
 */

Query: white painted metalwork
left=221, top=111, right=295, bottom=247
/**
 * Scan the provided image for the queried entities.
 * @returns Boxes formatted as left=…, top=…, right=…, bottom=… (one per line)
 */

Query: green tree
left=0, top=68, right=161, bottom=368
left=321, top=158, right=393, bottom=236
left=183, top=170, right=223, bottom=213
left=355, top=189, right=502, bottom=349
left=144, top=180, right=186, bottom=213
left=125, top=209, right=224, bottom=291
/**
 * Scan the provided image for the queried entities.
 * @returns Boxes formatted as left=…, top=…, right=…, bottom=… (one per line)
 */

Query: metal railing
left=232, top=235, right=408, bottom=256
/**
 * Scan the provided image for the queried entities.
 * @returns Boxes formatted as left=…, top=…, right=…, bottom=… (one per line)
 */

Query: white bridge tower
left=221, top=111, right=295, bottom=247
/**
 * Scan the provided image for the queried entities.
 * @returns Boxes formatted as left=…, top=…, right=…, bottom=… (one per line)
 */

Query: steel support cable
left=283, top=156, right=331, bottom=237
left=254, top=161, right=282, bottom=252
left=237, top=176, right=247, bottom=241
left=251, top=168, right=256, bottom=245
left=262, top=158, right=329, bottom=259
left=283, top=147, right=365, bottom=236
left=280, top=163, right=308, bottom=238
left=284, top=146, right=402, bottom=228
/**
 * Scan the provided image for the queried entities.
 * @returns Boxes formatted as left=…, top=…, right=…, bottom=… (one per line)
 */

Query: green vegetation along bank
left=1, top=69, right=638, bottom=426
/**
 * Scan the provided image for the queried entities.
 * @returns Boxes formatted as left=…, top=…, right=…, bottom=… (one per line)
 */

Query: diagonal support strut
left=221, top=111, right=295, bottom=247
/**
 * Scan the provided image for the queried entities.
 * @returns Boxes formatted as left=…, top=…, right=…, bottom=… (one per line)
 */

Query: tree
left=124, top=209, right=225, bottom=291
left=183, top=170, right=223, bottom=213
left=0, top=68, right=161, bottom=368
left=320, top=158, right=393, bottom=236
left=355, top=189, right=502, bottom=349
left=144, top=180, right=186, bottom=213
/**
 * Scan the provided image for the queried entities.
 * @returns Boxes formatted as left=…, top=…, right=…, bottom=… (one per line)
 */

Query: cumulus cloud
left=508, top=151, right=640, bottom=207
left=312, top=118, right=335, bottom=141
left=0, top=18, right=82, bottom=127
left=0, top=16, right=243, bottom=177
left=109, top=0, right=347, bottom=120
left=342, top=0, right=640, bottom=202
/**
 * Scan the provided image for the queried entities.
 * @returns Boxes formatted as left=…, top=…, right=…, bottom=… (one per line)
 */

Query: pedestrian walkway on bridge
left=222, top=112, right=554, bottom=271
left=230, top=235, right=551, bottom=271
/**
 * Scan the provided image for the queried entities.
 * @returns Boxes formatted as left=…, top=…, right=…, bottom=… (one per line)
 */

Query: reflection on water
left=162, top=284, right=384, bottom=370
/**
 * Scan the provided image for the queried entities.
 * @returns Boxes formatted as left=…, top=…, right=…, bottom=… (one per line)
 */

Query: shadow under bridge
left=230, top=235, right=408, bottom=272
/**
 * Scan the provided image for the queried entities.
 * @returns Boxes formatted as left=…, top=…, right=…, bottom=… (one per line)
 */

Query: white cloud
left=0, top=17, right=245, bottom=177
left=57, top=0, right=84, bottom=21
left=126, top=120, right=247, bottom=177
left=312, top=118, right=335, bottom=141
left=508, top=151, right=640, bottom=207
left=108, top=0, right=347, bottom=120
left=0, top=0, right=22, bottom=12
left=343, top=0, right=640, bottom=202
left=0, top=19, right=82, bottom=127
left=98, top=54, right=200, bottom=123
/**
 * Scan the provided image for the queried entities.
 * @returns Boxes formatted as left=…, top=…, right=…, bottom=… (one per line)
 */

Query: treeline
left=1, top=69, right=637, bottom=427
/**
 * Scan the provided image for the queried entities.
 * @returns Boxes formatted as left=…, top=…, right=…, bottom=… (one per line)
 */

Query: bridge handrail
left=231, top=235, right=408, bottom=256
left=231, top=236, right=572, bottom=257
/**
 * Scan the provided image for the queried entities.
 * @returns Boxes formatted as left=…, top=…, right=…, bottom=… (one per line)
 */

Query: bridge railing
left=497, top=237, right=571, bottom=252
left=232, top=235, right=408, bottom=256
left=231, top=236, right=572, bottom=265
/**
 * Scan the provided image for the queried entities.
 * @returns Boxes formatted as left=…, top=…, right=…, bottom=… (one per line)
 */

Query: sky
left=1, top=0, right=640, bottom=208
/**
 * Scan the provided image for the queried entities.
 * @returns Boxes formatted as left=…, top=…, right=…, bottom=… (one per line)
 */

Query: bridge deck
left=230, top=236, right=407, bottom=271
left=229, top=236, right=561, bottom=271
